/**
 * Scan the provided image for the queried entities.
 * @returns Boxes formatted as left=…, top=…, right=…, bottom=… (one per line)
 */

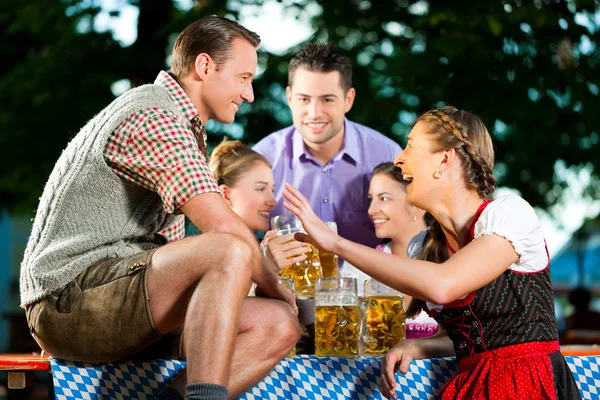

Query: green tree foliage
left=0, top=0, right=232, bottom=214
left=240, top=0, right=600, bottom=209
left=0, top=0, right=121, bottom=213
left=2, top=0, right=598, bottom=215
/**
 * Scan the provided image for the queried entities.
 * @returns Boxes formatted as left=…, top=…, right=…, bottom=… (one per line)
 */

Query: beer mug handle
left=359, top=298, right=367, bottom=343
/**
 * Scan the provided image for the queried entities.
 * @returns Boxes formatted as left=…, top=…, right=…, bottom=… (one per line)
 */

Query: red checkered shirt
left=103, top=71, right=220, bottom=242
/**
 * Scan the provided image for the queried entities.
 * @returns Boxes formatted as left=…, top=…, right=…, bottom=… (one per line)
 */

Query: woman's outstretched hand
left=282, top=183, right=341, bottom=253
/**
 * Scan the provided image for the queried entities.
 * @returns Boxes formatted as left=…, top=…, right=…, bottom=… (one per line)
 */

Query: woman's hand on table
left=282, top=183, right=342, bottom=253
left=378, top=340, right=417, bottom=399
left=261, top=229, right=309, bottom=272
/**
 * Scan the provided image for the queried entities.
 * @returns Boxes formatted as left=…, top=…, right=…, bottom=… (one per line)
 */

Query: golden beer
left=280, top=243, right=322, bottom=298
left=319, top=251, right=340, bottom=278
left=363, top=296, right=405, bottom=355
left=315, top=305, right=360, bottom=356
left=319, top=222, right=340, bottom=278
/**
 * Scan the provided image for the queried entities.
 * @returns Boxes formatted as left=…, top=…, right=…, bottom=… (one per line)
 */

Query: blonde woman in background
left=209, top=138, right=303, bottom=349
left=209, top=139, right=278, bottom=232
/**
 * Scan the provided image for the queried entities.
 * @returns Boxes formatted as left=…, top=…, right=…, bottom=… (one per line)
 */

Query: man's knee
left=266, top=301, right=301, bottom=349
left=201, top=232, right=253, bottom=279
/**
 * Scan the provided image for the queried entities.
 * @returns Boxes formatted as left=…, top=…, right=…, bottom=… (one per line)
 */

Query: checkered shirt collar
left=154, top=70, right=202, bottom=126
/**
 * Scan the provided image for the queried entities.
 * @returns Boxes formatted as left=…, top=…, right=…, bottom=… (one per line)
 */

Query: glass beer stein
left=315, top=277, right=360, bottom=356
left=271, top=213, right=323, bottom=298
left=363, top=279, right=405, bottom=355
left=319, top=221, right=341, bottom=278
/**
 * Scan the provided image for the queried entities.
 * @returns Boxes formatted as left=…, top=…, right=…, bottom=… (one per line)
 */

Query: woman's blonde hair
left=209, top=138, right=271, bottom=187
left=406, top=106, right=496, bottom=318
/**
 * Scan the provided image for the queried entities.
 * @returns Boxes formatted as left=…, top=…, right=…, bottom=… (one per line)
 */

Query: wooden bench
left=0, top=353, right=51, bottom=389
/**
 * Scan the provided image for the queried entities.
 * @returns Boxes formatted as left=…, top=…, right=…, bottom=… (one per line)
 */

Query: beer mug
left=319, top=221, right=341, bottom=278
left=271, top=213, right=322, bottom=298
left=278, top=277, right=297, bottom=357
left=363, top=279, right=405, bottom=355
left=315, top=277, right=360, bottom=356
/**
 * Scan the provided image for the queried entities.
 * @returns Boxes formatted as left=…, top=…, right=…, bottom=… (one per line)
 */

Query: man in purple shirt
left=253, top=43, right=402, bottom=249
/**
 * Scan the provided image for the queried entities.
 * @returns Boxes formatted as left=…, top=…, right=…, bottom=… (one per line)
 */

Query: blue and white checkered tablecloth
left=237, top=356, right=458, bottom=400
left=51, top=355, right=600, bottom=399
left=51, top=358, right=185, bottom=399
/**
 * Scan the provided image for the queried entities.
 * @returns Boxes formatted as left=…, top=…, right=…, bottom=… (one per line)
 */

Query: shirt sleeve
left=104, top=107, right=220, bottom=213
left=473, top=195, right=548, bottom=272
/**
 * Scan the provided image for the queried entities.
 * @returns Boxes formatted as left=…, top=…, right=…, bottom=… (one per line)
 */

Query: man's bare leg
left=147, top=232, right=253, bottom=389
left=171, top=297, right=300, bottom=398
left=223, top=297, right=299, bottom=397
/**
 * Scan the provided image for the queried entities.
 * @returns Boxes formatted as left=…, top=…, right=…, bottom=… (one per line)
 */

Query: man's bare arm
left=180, top=193, right=292, bottom=304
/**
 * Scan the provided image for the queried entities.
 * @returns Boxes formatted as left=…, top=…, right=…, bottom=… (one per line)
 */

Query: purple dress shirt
left=253, top=118, right=402, bottom=249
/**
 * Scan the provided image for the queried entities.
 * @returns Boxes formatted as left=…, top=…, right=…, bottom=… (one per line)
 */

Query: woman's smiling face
left=226, top=161, right=277, bottom=231
left=367, top=173, right=413, bottom=239
left=394, top=121, right=442, bottom=209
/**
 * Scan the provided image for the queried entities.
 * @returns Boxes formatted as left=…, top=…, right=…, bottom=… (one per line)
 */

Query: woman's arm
left=283, top=183, right=519, bottom=304
left=334, top=234, right=517, bottom=304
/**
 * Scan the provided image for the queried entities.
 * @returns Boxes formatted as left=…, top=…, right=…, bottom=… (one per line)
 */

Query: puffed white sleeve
left=473, top=196, right=549, bottom=272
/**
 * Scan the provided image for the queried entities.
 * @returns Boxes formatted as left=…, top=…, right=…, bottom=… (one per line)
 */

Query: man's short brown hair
left=171, top=16, right=261, bottom=77
left=288, top=43, right=353, bottom=92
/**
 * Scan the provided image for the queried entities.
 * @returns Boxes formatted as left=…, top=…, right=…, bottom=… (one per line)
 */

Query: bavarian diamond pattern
left=567, top=356, right=600, bottom=400
left=51, top=358, right=185, bottom=399
left=239, top=356, right=458, bottom=400
left=50, top=355, right=597, bottom=399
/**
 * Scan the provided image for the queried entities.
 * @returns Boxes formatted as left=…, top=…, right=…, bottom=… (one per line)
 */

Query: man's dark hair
left=288, top=43, right=353, bottom=92
left=171, top=16, right=261, bottom=77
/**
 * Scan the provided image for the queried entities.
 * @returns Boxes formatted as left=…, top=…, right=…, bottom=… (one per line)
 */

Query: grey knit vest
left=20, top=84, right=184, bottom=306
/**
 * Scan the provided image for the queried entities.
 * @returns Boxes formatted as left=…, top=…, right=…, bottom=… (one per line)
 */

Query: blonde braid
left=426, top=109, right=469, bottom=142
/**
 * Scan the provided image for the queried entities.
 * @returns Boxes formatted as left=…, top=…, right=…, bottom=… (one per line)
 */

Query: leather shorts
left=25, top=248, right=183, bottom=363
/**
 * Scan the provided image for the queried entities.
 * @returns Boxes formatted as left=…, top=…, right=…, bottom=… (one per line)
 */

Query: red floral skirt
left=439, top=341, right=560, bottom=400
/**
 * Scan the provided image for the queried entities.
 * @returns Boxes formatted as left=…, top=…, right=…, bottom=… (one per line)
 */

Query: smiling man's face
left=286, top=67, right=355, bottom=146
left=200, top=37, right=257, bottom=124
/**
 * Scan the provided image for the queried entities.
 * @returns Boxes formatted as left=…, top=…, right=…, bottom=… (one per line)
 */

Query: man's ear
left=194, top=53, right=212, bottom=81
left=344, top=87, right=356, bottom=113
left=220, top=184, right=232, bottom=207
left=286, top=86, right=292, bottom=107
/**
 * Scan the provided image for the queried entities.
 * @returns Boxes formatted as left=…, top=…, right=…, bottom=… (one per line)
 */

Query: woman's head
left=368, top=162, right=426, bottom=240
left=396, top=106, right=496, bottom=318
left=394, top=106, right=496, bottom=208
left=209, top=138, right=276, bottom=231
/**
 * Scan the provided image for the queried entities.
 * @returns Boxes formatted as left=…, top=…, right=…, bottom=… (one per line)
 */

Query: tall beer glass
left=271, top=213, right=323, bottom=298
left=319, top=221, right=341, bottom=278
left=315, top=277, right=360, bottom=356
left=278, top=277, right=297, bottom=357
left=363, top=279, right=405, bottom=355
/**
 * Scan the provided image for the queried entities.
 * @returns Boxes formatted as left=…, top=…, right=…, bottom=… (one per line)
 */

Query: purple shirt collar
left=292, top=118, right=361, bottom=166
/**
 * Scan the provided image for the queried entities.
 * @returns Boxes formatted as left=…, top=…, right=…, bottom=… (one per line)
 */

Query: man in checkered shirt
left=21, top=16, right=300, bottom=400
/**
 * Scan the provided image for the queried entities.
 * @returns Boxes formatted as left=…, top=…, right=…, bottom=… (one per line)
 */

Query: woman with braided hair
left=282, top=106, right=580, bottom=399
